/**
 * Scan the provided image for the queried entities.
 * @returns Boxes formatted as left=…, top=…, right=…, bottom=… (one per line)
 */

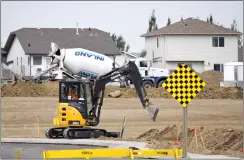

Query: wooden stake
left=199, top=128, right=206, bottom=150
left=37, top=118, right=40, bottom=137
left=176, top=122, right=180, bottom=142
left=195, top=128, right=198, bottom=149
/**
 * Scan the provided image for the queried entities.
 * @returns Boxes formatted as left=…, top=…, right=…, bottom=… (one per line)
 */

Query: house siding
left=144, top=35, right=238, bottom=73
left=107, top=55, right=137, bottom=68
left=6, top=37, right=30, bottom=76
left=145, top=37, right=164, bottom=68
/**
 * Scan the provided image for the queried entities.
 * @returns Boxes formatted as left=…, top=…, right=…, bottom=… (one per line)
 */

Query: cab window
left=60, top=82, right=85, bottom=102
left=85, top=83, right=93, bottom=112
left=139, top=61, right=148, bottom=67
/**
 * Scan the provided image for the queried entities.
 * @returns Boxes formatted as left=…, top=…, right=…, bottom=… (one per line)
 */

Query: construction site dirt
left=1, top=97, right=243, bottom=158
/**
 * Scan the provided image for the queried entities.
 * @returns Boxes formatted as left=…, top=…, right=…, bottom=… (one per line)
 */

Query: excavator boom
left=88, top=61, right=159, bottom=126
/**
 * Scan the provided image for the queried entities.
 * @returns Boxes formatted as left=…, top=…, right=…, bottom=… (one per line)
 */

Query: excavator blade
left=145, top=104, right=159, bottom=121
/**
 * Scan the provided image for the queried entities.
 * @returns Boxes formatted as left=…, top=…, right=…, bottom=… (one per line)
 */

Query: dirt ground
left=1, top=70, right=243, bottom=99
left=1, top=97, right=243, bottom=158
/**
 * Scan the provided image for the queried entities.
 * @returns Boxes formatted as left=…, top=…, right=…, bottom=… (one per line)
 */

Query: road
left=1, top=143, right=106, bottom=159
left=0, top=142, right=178, bottom=160
left=1, top=143, right=241, bottom=160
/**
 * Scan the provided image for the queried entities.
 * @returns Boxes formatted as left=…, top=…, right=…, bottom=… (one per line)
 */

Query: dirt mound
left=1, top=70, right=242, bottom=99
left=137, top=129, right=160, bottom=141
left=199, top=70, right=223, bottom=86
left=1, top=81, right=243, bottom=99
left=104, top=86, right=242, bottom=99
left=1, top=81, right=59, bottom=97
left=137, top=126, right=243, bottom=158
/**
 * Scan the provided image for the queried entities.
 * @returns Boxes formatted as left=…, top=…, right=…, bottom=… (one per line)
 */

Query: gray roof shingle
left=141, top=17, right=242, bottom=37
left=4, top=28, right=121, bottom=55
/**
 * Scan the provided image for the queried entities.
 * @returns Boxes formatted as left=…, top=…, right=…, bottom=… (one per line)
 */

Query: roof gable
left=4, top=28, right=121, bottom=55
left=141, top=17, right=242, bottom=37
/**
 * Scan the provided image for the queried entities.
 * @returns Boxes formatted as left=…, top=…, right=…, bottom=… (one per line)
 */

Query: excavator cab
left=52, top=79, right=93, bottom=128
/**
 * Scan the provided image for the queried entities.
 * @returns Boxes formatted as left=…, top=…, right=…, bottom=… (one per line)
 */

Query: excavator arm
left=88, top=61, right=159, bottom=126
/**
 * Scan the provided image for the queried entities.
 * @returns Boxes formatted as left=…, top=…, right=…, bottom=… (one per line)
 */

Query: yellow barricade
left=42, top=148, right=183, bottom=160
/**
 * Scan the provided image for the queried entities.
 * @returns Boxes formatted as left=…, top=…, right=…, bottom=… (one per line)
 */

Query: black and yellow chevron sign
left=162, top=64, right=206, bottom=108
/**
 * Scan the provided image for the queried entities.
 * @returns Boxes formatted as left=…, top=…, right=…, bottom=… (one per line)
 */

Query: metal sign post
left=183, top=107, right=188, bottom=158
left=162, top=63, right=206, bottom=159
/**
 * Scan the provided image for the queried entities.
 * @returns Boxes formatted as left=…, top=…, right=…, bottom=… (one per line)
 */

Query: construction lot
left=1, top=97, right=243, bottom=158
left=1, top=70, right=244, bottom=159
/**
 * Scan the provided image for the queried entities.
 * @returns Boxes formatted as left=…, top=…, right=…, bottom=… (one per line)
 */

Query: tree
left=111, top=33, right=130, bottom=52
left=125, top=45, right=130, bottom=52
left=209, top=14, right=213, bottom=23
left=148, top=10, right=158, bottom=32
left=111, top=33, right=117, bottom=43
left=206, top=14, right=213, bottom=23
left=231, top=20, right=243, bottom=48
left=167, top=17, right=171, bottom=26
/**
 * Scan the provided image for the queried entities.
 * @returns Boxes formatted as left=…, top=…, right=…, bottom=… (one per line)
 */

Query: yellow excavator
left=44, top=42, right=159, bottom=139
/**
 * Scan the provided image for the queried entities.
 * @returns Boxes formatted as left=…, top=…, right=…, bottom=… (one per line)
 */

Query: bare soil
left=1, top=97, right=243, bottom=158
left=1, top=81, right=243, bottom=99
left=1, top=70, right=242, bottom=99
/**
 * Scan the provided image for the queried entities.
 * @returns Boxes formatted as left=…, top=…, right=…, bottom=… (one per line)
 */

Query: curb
left=1, top=138, right=148, bottom=149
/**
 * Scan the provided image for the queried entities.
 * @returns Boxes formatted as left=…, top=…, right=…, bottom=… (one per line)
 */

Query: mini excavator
left=45, top=42, right=159, bottom=139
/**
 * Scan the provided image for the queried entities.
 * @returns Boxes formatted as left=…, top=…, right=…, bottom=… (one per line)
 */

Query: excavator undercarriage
left=45, top=61, right=159, bottom=139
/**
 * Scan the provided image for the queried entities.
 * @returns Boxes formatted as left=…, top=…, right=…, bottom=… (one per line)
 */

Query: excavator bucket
left=122, top=61, right=160, bottom=121
left=146, top=104, right=159, bottom=121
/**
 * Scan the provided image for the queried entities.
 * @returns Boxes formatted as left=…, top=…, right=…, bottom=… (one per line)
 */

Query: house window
left=219, top=37, right=225, bottom=47
left=212, top=37, right=225, bottom=47
left=28, top=57, right=30, bottom=65
left=157, top=38, right=159, bottom=48
left=212, top=37, right=218, bottom=47
left=214, top=64, right=223, bottom=72
left=46, top=57, right=51, bottom=66
left=1, top=55, right=7, bottom=63
left=33, top=56, right=42, bottom=65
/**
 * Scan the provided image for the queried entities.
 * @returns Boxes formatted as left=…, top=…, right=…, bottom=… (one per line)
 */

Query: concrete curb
left=1, top=138, right=148, bottom=149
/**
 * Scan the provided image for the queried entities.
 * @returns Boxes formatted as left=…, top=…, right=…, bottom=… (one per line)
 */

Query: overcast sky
left=1, top=1, right=243, bottom=52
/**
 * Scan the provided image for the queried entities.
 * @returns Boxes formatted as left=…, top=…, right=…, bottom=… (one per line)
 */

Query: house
left=140, top=17, right=242, bottom=73
left=2, top=27, right=121, bottom=79
left=238, top=46, right=243, bottom=62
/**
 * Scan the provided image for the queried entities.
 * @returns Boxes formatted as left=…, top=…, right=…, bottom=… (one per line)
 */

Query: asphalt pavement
left=1, top=143, right=106, bottom=159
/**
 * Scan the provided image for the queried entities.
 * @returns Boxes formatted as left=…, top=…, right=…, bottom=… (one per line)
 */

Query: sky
left=1, top=1, right=243, bottom=52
